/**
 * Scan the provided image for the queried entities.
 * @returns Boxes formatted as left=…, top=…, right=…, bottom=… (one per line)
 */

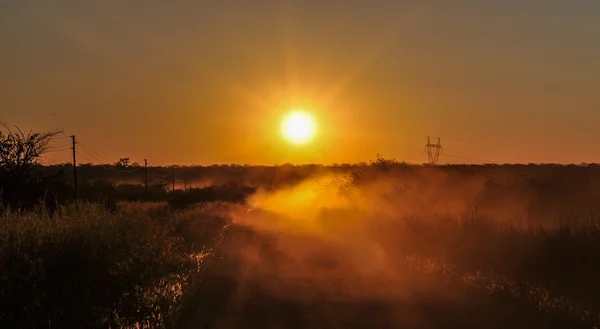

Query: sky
left=1, top=0, right=599, bottom=165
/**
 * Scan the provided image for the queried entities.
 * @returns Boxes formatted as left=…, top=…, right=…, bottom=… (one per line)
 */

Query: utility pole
left=71, top=135, right=78, bottom=202
left=172, top=171, right=175, bottom=192
left=144, top=159, right=148, bottom=198
left=183, top=179, right=187, bottom=192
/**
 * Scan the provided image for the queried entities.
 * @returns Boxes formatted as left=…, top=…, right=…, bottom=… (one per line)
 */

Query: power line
left=422, top=135, right=496, bottom=164
left=75, top=141, right=143, bottom=173
left=74, top=150, right=99, bottom=164
left=76, top=150, right=143, bottom=173
left=77, top=142, right=113, bottom=163
left=76, top=146, right=106, bottom=163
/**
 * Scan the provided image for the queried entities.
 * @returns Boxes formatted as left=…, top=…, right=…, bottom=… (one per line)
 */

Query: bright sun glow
left=281, top=111, right=316, bottom=145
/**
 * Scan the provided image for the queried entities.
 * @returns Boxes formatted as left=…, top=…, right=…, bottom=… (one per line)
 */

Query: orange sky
left=1, top=1, right=600, bottom=165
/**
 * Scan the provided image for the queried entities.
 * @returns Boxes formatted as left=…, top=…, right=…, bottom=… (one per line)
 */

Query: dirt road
left=177, top=225, right=545, bottom=329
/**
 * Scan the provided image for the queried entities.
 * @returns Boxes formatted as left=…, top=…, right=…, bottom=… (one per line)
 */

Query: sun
left=281, top=111, right=316, bottom=145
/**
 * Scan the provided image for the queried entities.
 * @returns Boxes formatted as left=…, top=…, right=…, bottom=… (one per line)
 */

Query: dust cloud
left=180, top=165, right=600, bottom=328
left=224, top=169, right=488, bottom=305
left=226, top=165, right=581, bottom=295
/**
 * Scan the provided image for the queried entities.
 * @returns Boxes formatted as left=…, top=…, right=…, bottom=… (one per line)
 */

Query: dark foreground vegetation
left=0, top=202, right=230, bottom=328
left=3, top=127, right=600, bottom=328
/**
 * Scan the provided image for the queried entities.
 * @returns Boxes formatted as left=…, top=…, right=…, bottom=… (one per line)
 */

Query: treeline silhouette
left=5, top=158, right=600, bottom=215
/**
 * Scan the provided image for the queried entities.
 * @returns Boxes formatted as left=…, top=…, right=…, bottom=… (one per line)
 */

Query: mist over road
left=177, top=223, right=540, bottom=329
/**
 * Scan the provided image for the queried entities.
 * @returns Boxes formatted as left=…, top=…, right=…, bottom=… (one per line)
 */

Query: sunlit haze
left=1, top=1, right=600, bottom=165
left=4, top=3, right=600, bottom=327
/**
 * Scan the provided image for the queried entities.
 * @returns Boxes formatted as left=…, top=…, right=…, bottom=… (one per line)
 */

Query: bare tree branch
left=0, top=124, right=63, bottom=179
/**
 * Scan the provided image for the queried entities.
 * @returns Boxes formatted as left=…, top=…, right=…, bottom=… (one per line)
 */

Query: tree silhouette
left=114, top=158, right=130, bottom=168
left=0, top=123, right=62, bottom=180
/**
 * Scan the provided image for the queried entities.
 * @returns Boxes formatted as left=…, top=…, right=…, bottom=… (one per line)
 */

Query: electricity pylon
left=425, top=136, right=442, bottom=165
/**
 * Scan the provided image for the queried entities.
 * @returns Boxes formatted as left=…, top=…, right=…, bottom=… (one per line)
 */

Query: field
left=3, top=1, right=598, bottom=327
left=3, top=160, right=600, bottom=328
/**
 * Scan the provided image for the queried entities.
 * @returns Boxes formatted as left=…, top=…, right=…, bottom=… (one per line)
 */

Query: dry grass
left=0, top=201, right=230, bottom=329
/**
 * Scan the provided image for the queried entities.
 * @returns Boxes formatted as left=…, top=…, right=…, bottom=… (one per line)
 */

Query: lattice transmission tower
left=425, top=136, right=442, bottom=165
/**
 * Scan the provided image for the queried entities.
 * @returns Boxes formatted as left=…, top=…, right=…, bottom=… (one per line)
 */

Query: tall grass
left=347, top=208, right=600, bottom=328
left=0, top=201, right=230, bottom=329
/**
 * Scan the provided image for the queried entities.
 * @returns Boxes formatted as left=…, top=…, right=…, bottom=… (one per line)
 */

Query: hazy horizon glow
left=2, top=1, right=600, bottom=166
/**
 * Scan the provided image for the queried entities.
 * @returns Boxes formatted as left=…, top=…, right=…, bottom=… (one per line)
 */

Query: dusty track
left=177, top=225, right=541, bottom=329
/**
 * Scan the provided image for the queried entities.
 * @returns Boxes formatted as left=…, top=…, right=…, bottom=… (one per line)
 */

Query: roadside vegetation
left=0, top=201, right=230, bottom=329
